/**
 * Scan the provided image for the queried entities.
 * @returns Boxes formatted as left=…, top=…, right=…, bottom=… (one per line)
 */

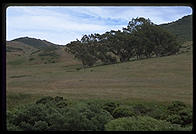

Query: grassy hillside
left=6, top=41, right=193, bottom=110
left=159, top=15, right=192, bottom=42
left=6, top=38, right=80, bottom=65
left=11, top=37, right=58, bottom=49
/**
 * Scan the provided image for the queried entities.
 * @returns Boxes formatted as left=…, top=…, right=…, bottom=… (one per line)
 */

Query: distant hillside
left=6, top=37, right=81, bottom=66
left=11, top=37, right=58, bottom=49
left=159, top=15, right=192, bottom=42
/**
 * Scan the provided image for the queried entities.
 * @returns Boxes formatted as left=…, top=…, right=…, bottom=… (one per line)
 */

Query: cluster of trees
left=65, top=17, right=180, bottom=67
left=7, top=96, right=192, bottom=131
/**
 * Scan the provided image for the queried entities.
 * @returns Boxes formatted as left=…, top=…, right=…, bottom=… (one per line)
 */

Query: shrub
left=132, top=104, right=152, bottom=115
left=105, top=116, right=177, bottom=131
left=35, top=96, right=69, bottom=108
left=11, top=104, right=49, bottom=127
left=112, top=106, right=135, bottom=118
left=146, top=105, right=167, bottom=120
left=35, top=96, right=54, bottom=104
left=7, top=96, right=113, bottom=131
left=7, top=122, right=22, bottom=131
left=102, top=101, right=119, bottom=114
left=165, top=107, right=192, bottom=126
left=33, top=121, right=49, bottom=131
left=62, top=102, right=113, bottom=131
left=178, top=108, right=192, bottom=126
left=167, top=101, right=186, bottom=114
left=166, top=114, right=183, bottom=125
left=163, top=101, right=192, bottom=126
left=19, top=122, right=35, bottom=131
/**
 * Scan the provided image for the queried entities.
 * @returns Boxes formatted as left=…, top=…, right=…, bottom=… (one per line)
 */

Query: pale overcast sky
left=6, top=6, right=192, bottom=45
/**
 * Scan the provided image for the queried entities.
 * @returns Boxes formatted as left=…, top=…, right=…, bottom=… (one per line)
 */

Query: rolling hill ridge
left=6, top=37, right=80, bottom=66
left=159, top=14, right=192, bottom=42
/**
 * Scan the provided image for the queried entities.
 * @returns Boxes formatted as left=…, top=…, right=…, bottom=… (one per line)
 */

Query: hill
left=6, top=41, right=193, bottom=109
left=159, top=14, right=192, bottom=42
left=6, top=37, right=80, bottom=66
left=11, top=37, right=58, bottom=49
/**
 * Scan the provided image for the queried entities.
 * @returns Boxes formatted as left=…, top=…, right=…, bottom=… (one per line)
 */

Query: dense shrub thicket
left=105, top=116, right=180, bottom=131
left=65, top=17, right=180, bottom=67
left=7, top=96, right=192, bottom=131
left=112, top=106, right=135, bottom=118
left=7, top=96, right=113, bottom=131
left=162, top=101, right=193, bottom=127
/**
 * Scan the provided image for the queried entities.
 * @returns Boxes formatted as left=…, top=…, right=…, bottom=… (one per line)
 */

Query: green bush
left=62, top=102, right=113, bottom=131
left=163, top=101, right=192, bottom=126
left=7, top=96, right=113, bottom=131
left=102, top=101, right=119, bottom=114
left=19, top=121, right=35, bottom=131
left=132, top=104, right=152, bottom=115
left=167, top=101, right=186, bottom=114
left=105, top=116, right=178, bottom=131
left=112, top=106, right=135, bottom=118
left=178, top=108, right=192, bottom=126
left=7, top=122, right=22, bottom=131
left=165, top=107, right=192, bottom=126
left=33, top=121, right=49, bottom=131
left=7, top=97, right=192, bottom=131
left=35, top=96, right=54, bottom=104
left=36, top=96, right=69, bottom=108
left=146, top=105, right=167, bottom=120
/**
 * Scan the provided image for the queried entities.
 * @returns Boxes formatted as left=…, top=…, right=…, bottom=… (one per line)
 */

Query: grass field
left=6, top=42, right=193, bottom=110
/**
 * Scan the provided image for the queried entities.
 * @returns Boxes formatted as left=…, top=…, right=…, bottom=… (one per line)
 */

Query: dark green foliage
left=105, top=116, right=176, bottom=131
left=7, top=96, right=192, bottom=131
left=7, top=96, right=113, bottom=131
left=132, top=104, right=152, bottom=115
left=33, top=121, right=49, bottom=131
left=165, top=107, right=192, bottom=126
left=7, top=122, right=22, bottom=131
left=167, top=101, right=186, bottom=114
left=102, top=101, right=119, bottom=114
left=163, top=101, right=192, bottom=126
left=61, top=102, right=113, bottom=131
left=112, top=106, right=135, bottom=118
left=65, top=40, right=97, bottom=67
left=66, top=17, right=180, bottom=67
left=35, top=96, right=54, bottom=104
left=145, top=105, right=167, bottom=120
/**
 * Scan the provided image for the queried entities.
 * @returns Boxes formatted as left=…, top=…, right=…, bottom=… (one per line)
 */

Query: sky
left=6, top=6, right=192, bottom=45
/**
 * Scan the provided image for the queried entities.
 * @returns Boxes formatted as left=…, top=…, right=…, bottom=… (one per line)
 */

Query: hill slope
left=11, top=37, right=58, bottom=49
left=159, top=15, right=192, bottom=42
left=7, top=41, right=193, bottom=105
left=6, top=37, right=80, bottom=65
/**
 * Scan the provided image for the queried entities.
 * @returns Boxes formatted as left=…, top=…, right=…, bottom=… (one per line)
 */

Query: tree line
left=65, top=17, right=180, bottom=67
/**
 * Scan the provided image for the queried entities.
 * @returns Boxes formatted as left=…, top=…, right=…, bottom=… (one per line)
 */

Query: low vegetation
left=7, top=96, right=192, bottom=131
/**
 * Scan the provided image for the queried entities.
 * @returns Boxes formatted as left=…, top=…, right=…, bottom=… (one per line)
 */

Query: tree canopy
left=65, top=17, right=180, bottom=67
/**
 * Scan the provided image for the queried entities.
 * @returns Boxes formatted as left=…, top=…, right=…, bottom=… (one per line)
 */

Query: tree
left=65, top=17, right=180, bottom=66
left=123, top=17, right=180, bottom=59
left=65, top=40, right=97, bottom=68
